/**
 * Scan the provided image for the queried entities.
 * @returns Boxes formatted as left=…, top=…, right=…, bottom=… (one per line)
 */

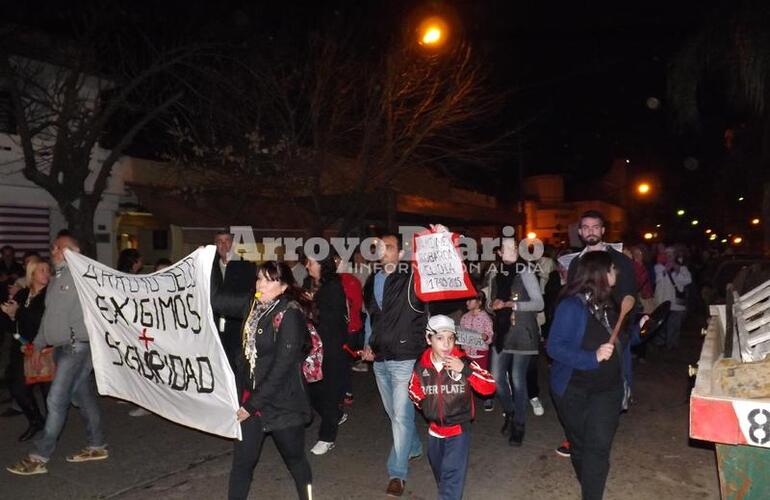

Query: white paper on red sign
left=412, top=230, right=476, bottom=302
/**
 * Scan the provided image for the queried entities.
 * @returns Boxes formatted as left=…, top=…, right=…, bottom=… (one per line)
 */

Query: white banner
left=65, top=246, right=241, bottom=440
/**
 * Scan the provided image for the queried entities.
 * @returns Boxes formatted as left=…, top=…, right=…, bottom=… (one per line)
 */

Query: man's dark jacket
left=364, top=269, right=427, bottom=361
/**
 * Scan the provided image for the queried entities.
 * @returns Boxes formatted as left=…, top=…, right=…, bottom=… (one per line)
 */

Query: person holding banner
left=7, top=232, right=108, bottom=476
left=228, top=261, right=313, bottom=500
left=483, top=239, right=544, bottom=447
left=0, top=257, right=50, bottom=442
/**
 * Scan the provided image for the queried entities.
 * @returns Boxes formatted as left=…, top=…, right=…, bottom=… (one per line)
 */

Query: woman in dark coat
left=547, top=251, right=644, bottom=500
left=1, top=258, right=50, bottom=441
left=219, top=261, right=313, bottom=500
left=305, top=254, right=348, bottom=455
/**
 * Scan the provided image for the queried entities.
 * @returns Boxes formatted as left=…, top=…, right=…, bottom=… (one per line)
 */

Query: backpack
left=302, top=321, right=324, bottom=383
left=275, top=303, right=324, bottom=383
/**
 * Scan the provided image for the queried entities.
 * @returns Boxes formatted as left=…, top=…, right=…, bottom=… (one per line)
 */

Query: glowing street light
left=643, top=232, right=654, bottom=240
left=691, top=219, right=699, bottom=226
left=417, top=16, right=449, bottom=48
left=705, top=228, right=712, bottom=234
left=637, top=182, right=651, bottom=195
left=752, top=218, right=761, bottom=225
left=733, top=236, right=743, bottom=245
left=676, top=209, right=685, bottom=216
left=526, top=232, right=537, bottom=240
left=738, top=196, right=745, bottom=202
left=709, top=234, right=717, bottom=241
left=721, top=238, right=728, bottom=243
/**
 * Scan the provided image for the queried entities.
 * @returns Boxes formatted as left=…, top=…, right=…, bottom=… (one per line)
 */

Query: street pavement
left=0, top=320, right=719, bottom=499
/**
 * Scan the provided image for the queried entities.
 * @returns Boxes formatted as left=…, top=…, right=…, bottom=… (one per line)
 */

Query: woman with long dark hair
left=305, top=254, right=348, bottom=455
left=1, top=258, right=50, bottom=441
left=547, top=251, right=641, bottom=500
left=223, top=261, right=313, bottom=500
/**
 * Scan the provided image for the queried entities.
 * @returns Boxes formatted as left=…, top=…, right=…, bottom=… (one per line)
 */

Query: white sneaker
left=530, top=397, right=544, bottom=416
left=310, top=440, right=335, bottom=455
left=129, top=407, right=151, bottom=417
left=338, top=412, right=348, bottom=425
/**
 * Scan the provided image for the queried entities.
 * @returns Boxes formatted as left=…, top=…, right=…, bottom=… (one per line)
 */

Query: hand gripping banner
left=65, top=246, right=241, bottom=440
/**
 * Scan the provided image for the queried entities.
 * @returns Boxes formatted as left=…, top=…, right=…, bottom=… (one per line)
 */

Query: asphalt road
left=0, top=320, right=719, bottom=499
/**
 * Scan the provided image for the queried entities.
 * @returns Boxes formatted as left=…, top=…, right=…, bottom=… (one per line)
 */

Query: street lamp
left=733, top=236, right=743, bottom=245
left=417, top=16, right=449, bottom=48
left=691, top=219, right=699, bottom=226
left=637, top=182, right=651, bottom=195
left=643, top=232, right=653, bottom=240
left=677, top=209, right=685, bottom=216
left=752, top=218, right=760, bottom=225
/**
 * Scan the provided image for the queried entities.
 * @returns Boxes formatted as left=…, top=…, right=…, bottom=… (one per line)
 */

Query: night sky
left=9, top=0, right=754, bottom=240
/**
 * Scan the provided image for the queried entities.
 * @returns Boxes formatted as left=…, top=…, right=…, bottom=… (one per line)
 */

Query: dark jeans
left=427, top=431, right=471, bottom=500
left=309, top=353, right=346, bottom=442
left=553, top=384, right=624, bottom=500
left=490, top=350, right=531, bottom=426
left=228, top=417, right=312, bottom=500
left=527, top=354, right=540, bottom=399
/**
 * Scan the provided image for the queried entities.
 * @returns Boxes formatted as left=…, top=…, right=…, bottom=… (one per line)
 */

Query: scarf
left=242, top=298, right=279, bottom=379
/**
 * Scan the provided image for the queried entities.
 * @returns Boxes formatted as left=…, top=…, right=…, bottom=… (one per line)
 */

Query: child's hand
left=443, top=355, right=464, bottom=373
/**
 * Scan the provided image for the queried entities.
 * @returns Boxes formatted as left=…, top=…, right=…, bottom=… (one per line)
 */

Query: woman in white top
left=654, top=247, right=692, bottom=349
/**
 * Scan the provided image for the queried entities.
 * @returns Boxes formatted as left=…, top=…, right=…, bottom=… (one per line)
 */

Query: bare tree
left=0, top=25, right=199, bottom=256
left=168, top=30, right=513, bottom=235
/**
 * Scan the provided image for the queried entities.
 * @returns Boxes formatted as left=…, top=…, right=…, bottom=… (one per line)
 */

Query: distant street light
left=709, top=234, right=717, bottom=241
left=637, top=182, right=651, bottom=195
left=752, top=218, right=761, bottom=225
left=721, top=238, right=728, bottom=243
left=738, top=196, right=745, bottom=202
left=705, top=228, right=712, bottom=234
left=677, top=209, right=685, bottom=216
left=643, top=232, right=654, bottom=240
left=733, top=236, right=743, bottom=245
left=417, top=16, right=449, bottom=48
left=691, top=219, right=699, bottom=226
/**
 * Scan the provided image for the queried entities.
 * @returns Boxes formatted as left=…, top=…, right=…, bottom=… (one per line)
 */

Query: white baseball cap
left=427, top=315, right=456, bottom=334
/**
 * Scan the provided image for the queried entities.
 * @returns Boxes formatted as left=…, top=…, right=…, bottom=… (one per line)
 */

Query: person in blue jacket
left=547, top=251, right=644, bottom=500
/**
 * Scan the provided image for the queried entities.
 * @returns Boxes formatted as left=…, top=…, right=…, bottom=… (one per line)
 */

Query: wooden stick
left=609, top=300, right=633, bottom=345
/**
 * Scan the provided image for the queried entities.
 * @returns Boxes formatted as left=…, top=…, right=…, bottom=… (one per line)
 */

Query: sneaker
left=555, top=440, right=571, bottom=457
left=310, top=440, right=335, bottom=455
left=7, top=457, right=47, bottom=475
left=530, top=397, right=544, bottom=416
left=351, top=361, right=369, bottom=372
left=66, top=448, right=109, bottom=463
left=483, top=399, right=494, bottom=412
left=338, top=412, right=349, bottom=426
left=129, top=407, right=151, bottom=417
